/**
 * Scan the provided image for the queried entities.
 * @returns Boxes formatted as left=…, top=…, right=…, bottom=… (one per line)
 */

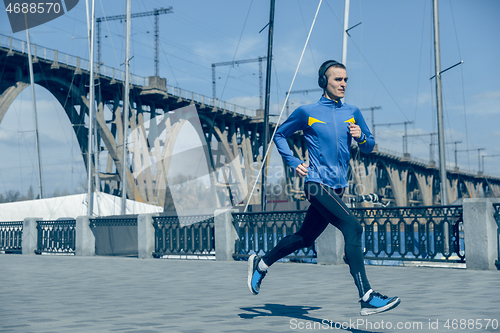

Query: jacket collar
left=319, top=96, right=343, bottom=108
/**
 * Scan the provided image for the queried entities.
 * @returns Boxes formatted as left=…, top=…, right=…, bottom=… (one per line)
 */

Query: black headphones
left=317, top=60, right=341, bottom=89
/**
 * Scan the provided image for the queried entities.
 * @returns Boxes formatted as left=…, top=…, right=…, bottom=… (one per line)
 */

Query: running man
left=247, top=60, right=400, bottom=316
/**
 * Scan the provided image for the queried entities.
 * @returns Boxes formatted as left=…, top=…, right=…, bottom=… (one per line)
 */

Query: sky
left=0, top=0, right=499, bottom=198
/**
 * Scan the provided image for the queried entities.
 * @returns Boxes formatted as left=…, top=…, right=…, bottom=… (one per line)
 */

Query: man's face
left=324, top=67, right=347, bottom=101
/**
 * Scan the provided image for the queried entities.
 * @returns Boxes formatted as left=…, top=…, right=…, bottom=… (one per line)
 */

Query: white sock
left=362, top=289, right=373, bottom=302
left=258, top=259, right=269, bottom=272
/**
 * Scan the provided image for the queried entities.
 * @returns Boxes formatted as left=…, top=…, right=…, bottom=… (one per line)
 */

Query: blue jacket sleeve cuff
left=354, top=133, right=367, bottom=144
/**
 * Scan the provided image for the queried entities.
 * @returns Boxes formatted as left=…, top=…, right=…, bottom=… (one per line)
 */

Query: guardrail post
left=8, top=36, right=14, bottom=56
left=138, top=213, right=158, bottom=259
left=463, top=198, right=500, bottom=270
left=76, top=216, right=95, bottom=256
left=22, top=218, right=41, bottom=255
left=316, top=224, right=345, bottom=265
left=214, top=208, right=238, bottom=261
left=51, top=50, right=59, bottom=69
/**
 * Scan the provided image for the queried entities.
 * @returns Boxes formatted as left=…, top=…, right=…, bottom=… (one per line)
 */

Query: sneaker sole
left=360, top=297, right=400, bottom=316
left=247, top=254, right=258, bottom=295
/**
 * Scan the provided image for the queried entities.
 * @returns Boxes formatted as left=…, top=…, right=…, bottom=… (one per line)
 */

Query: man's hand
left=296, top=163, right=308, bottom=177
left=349, top=123, right=362, bottom=139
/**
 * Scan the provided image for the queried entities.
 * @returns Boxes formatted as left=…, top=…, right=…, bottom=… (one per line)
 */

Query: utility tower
left=429, top=140, right=462, bottom=169
left=457, top=148, right=485, bottom=174
left=212, top=57, right=266, bottom=109
left=359, top=106, right=381, bottom=138
left=374, top=121, right=414, bottom=156
left=403, top=132, right=437, bottom=162
left=96, top=7, right=173, bottom=76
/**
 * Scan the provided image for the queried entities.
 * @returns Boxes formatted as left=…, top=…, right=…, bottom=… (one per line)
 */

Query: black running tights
left=262, top=181, right=371, bottom=298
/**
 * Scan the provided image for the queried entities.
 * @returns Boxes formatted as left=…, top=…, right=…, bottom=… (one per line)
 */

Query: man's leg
left=304, top=182, right=371, bottom=297
left=304, top=182, right=400, bottom=315
left=248, top=188, right=329, bottom=295
left=261, top=204, right=328, bottom=266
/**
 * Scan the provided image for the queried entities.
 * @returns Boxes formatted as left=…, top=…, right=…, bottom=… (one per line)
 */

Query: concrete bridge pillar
left=415, top=173, right=433, bottom=206
left=464, top=181, right=479, bottom=198
left=386, top=164, right=408, bottom=206
left=447, top=178, right=459, bottom=204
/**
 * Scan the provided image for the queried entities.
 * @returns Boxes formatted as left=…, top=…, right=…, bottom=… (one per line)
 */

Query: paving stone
left=1, top=255, right=499, bottom=332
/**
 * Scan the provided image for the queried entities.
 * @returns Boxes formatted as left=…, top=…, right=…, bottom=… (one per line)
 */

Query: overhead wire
left=410, top=0, right=428, bottom=154
left=98, top=0, right=121, bottom=68
left=297, top=0, right=317, bottom=70
left=244, top=0, right=323, bottom=212
left=218, top=0, right=254, bottom=101
left=449, top=0, right=471, bottom=169
left=369, top=0, right=406, bottom=108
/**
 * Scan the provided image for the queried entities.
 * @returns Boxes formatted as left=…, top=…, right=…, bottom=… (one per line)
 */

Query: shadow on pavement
left=239, top=303, right=376, bottom=332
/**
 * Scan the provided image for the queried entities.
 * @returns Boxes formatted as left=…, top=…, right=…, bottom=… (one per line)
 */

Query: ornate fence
left=352, top=205, right=464, bottom=263
left=35, top=220, right=76, bottom=255
left=89, top=217, right=137, bottom=228
left=0, top=221, right=23, bottom=253
left=153, top=215, right=215, bottom=259
left=494, top=203, right=500, bottom=270
left=231, top=205, right=464, bottom=264
left=232, top=211, right=315, bottom=262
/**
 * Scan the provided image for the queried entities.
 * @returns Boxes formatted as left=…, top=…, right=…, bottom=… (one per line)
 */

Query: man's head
left=318, top=60, right=347, bottom=101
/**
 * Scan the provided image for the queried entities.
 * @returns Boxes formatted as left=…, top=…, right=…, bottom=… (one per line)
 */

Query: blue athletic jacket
left=274, top=96, right=375, bottom=189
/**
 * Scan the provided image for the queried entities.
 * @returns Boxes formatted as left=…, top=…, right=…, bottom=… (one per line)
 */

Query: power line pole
left=96, top=7, right=173, bottom=75
left=432, top=0, right=448, bottom=205
left=404, top=132, right=438, bottom=162
left=452, top=141, right=462, bottom=170
left=341, top=0, right=350, bottom=66
left=87, top=0, right=96, bottom=216
left=121, top=0, right=132, bottom=215
left=457, top=148, right=485, bottom=174
left=211, top=57, right=267, bottom=108
left=359, top=106, right=381, bottom=138
left=261, top=0, right=275, bottom=211
left=26, top=28, right=43, bottom=199
left=374, top=121, right=414, bottom=155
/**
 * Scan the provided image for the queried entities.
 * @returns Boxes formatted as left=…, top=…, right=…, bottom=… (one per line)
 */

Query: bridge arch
left=0, top=72, right=149, bottom=202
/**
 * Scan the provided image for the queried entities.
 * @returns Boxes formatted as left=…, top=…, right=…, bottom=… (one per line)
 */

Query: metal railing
left=90, top=217, right=137, bottom=227
left=231, top=205, right=464, bottom=264
left=0, top=221, right=23, bottom=253
left=153, top=215, right=215, bottom=259
left=35, top=220, right=76, bottom=255
left=232, top=211, right=316, bottom=263
left=494, top=203, right=500, bottom=270
left=353, top=205, right=464, bottom=263
left=0, top=34, right=256, bottom=118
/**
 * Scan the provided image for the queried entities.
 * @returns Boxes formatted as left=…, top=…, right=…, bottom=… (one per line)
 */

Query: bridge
left=1, top=33, right=499, bottom=211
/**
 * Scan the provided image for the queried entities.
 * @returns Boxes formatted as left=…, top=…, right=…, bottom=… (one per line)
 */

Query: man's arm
left=273, top=107, right=308, bottom=173
left=350, top=108, right=375, bottom=154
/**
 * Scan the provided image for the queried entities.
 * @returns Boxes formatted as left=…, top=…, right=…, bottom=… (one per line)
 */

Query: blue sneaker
left=247, top=254, right=267, bottom=295
left=360, top=292, right=400, bottom=316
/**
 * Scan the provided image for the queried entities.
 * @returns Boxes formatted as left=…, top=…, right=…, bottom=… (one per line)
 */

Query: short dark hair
left=318, top=60, right=346, bottom=77
left=318, top=60, right=346, bottom=89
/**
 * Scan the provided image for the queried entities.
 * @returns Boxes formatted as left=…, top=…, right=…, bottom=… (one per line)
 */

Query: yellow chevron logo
left=308, top=117, right=326, bottom=127
left=344, top=117, right=356, bottom=124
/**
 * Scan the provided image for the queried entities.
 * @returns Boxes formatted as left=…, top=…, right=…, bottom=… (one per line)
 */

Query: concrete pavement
left=1, top=255, right=499, bottom=333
